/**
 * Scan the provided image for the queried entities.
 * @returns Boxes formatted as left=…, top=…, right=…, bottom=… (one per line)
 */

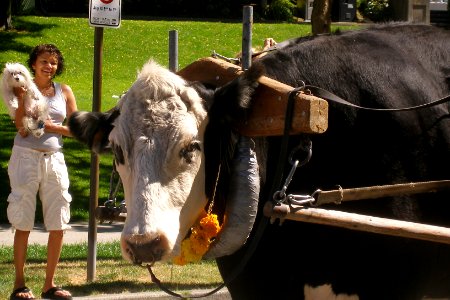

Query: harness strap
left=306, top=85, right=450, bottom=112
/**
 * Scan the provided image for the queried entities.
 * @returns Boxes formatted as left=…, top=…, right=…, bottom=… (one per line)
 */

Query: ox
left=69, top=23, right=450, bottom=299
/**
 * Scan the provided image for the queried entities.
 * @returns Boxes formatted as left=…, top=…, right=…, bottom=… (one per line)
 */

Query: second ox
left=69, top=23, right=450, bottom=299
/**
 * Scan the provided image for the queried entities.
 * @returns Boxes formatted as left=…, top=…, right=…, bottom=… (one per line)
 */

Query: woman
left=7, top=44, right=77, bottom=300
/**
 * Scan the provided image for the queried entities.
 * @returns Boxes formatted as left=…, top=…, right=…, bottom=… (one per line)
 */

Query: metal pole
left=169, top=30, right=178, bottom=72
left=87, top=26, right=103, bottom=282
left=242, top=6, right=253, bottom=70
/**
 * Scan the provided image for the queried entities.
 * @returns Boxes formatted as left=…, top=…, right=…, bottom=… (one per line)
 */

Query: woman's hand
left=42, top=118, right=56, bottom=133
left=13, top=86, right=27, bottom=102
left=18, top=127, right=28, bottom=137
left=263, top=38, right=277, bottom=50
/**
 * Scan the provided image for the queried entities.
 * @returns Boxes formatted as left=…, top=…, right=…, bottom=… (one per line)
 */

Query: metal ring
left=288, top=82, right=306, bottom=98
left=273, top=190, right=286, bottom=203
left=289, top=142, right=312, bottom=167
left=310, top=189, right=322, bottom=207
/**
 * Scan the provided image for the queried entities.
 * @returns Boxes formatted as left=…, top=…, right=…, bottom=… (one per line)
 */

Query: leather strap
left=306, top=85, right=450, bottom=112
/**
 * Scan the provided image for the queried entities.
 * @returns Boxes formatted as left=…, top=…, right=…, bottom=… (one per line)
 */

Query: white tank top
left=14, top=83, right=67, bottom=151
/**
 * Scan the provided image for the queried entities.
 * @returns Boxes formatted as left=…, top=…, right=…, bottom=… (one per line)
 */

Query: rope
left=207, top=164, right=221, bottom=214
left=312, top=180, right=450, bottom=206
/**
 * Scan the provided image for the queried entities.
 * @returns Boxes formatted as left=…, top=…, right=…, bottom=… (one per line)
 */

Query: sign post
left=89, top=0, right=121, bottom=28
left=87, top=0, right=121, bottom=283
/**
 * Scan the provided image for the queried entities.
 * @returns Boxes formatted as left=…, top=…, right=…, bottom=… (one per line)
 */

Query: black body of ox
left=69, top=23, right=450, bottom=299
left=217, top=23, right=450, bottom=299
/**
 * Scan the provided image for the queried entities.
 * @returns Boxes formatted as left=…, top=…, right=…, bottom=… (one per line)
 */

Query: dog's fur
left=1, top=63, right=49, bottom=138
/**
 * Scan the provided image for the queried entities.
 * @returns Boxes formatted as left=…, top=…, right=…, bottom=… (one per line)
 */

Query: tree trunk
left=311, top=0, right=333, bottom=35
left=0, top=0, right=13, bottom=30
left=259, top=0, right=268, bottom=16
left=260, top=0, right=268, bottom=8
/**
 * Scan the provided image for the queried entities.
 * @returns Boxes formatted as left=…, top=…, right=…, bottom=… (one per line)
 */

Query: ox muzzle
left=121, top=232, right=170, bottom=265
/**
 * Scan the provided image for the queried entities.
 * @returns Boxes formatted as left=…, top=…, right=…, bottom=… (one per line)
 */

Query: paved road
left=0, top=222, right=231, bottom=299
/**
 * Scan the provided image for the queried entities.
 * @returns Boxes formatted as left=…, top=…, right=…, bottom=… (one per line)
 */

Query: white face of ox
left=110, top=60, right=209, bottom=265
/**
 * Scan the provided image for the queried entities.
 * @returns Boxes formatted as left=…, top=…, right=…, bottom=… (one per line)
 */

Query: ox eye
left=180, top=141, right=201, bottom=164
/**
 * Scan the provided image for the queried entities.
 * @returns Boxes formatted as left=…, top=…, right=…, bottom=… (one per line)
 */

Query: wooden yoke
left=177, top=57, right=328, bottom=137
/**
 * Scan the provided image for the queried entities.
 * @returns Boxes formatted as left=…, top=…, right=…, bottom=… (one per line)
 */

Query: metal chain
left=211, top=50, right=240, bottom=64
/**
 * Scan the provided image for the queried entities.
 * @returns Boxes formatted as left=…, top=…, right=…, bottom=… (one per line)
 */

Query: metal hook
left=273, top=160, right=299, bottom=204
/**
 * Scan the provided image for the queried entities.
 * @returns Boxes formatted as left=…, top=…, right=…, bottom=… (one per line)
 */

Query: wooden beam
left=177, top=57, right=328, bottom=136
left=263, top=201, right=450, bottom=245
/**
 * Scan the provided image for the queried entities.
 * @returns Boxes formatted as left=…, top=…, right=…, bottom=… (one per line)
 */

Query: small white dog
left=1, top=62, right=49, bottom=138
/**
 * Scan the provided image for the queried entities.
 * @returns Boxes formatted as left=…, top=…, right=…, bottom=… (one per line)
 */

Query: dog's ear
left=68, top=108, right=120, bottom=154
left=18, top=63, right=33, bottom=81
left=1, top=64, right=20, bottom=119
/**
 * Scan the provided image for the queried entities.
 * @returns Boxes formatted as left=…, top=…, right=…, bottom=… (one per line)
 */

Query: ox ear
left=209, top=62, right=265, bottom=123
left=68, top=107, right=120, bottom=154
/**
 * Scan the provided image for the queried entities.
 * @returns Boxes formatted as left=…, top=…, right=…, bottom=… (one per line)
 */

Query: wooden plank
left=263, top=202, right=450, bottom=245
left=177, top=57, right=328, bottom=136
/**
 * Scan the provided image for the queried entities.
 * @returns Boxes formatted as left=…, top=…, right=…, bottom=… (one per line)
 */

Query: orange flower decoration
left=173, top=210, right=221, bottom=265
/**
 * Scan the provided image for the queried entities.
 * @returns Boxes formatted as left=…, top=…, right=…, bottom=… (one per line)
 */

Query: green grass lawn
left=0, top=16, right=358, bottom=223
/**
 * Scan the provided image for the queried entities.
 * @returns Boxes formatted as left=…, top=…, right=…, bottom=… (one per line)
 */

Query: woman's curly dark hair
left=27, top=44, right=65, bottom=77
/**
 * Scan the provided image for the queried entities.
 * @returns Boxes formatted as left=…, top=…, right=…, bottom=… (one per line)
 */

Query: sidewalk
left=0, top=222, right=231, bottom=299
left=72, top=289, right=231, bottom=300
left=0, top=222, right=123, bottom=246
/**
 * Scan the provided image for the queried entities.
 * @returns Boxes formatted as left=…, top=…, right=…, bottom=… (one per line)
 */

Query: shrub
left=359, top=0, right=392, bottom=22
left=265, top=0, right=296, bottom=22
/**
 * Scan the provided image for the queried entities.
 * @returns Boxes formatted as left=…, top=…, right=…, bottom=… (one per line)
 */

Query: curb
left=73, top=288, right=231, bottom=299
left=0, top=222, right=123, bottom=246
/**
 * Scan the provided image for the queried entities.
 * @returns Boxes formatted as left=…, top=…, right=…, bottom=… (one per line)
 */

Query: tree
left=0, top=0, right=13, bottom=30
left=311, top=0, right=333, bottom=35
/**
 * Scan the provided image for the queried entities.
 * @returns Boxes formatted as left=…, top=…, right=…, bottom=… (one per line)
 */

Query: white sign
left=89, top=0, right=121, bottom=28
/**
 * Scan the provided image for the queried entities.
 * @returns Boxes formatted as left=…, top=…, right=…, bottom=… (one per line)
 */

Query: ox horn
left=204, top=136, right=260, bottom=258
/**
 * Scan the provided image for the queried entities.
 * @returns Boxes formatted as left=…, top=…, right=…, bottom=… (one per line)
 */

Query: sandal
left=41, top=287, right=72, bottom=300
left=10, top=287, right=35, bottom=300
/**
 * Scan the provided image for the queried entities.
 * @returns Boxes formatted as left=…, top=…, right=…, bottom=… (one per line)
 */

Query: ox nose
left=122, top=233, right=169, bottom=265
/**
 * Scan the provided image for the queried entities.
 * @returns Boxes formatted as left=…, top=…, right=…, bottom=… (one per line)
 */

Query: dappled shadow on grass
left=68, top=280, right=154, bottom=296
left=0, top=18, right=58, bottom=64
left=0, top=114, right=15, bottom=223
left=66, top=280, right=224, bottom=297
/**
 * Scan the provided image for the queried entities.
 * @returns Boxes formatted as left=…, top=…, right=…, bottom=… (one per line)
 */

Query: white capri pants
left=7, top=145, right=72, bottom=231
